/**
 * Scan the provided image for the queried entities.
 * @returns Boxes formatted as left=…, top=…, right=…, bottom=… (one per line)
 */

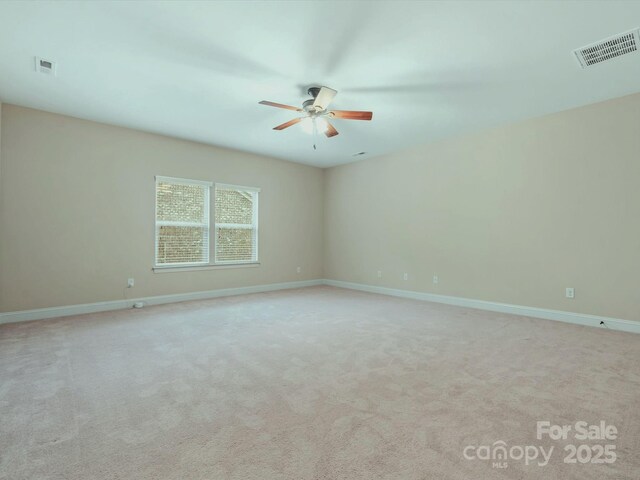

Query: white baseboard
left=2, top=278, right=637, bottom=335
left=323, top=279, right=640, bottom=334
left=0, top=280, right=324, bottom=325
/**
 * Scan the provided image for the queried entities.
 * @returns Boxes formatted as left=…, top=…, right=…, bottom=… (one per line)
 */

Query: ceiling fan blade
left=273, top=117, right=303, bottom=130
left=259, top=100, right=302, bottom=112
left=325, top=121, right=339, bottom=138
left=313, top=86, right=337, bottom=110
left=329, top=110, right=373, bottom=120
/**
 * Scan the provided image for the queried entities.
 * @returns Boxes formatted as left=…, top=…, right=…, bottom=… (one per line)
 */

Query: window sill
left=153, top=262, right=260, bottom=273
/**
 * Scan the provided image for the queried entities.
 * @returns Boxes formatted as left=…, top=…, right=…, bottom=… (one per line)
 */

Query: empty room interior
left=1, top=1, right=639, bottom=479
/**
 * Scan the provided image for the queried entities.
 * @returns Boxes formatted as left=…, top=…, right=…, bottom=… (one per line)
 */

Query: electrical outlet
left=377, top=270, right=382, bottom=278
left=127, top=278, right=135, bottom=288
left=296, top=266, right=301, bottom=273
left=433, top=275, right=439, bottom=284
left=403, top=273, right=408, bottom=281
left=565, top=287, right=574, bottom=299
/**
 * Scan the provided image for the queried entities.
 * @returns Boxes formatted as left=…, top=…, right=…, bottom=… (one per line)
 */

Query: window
left=155, top=177, right=211, bottom=266
left=155, top=177, right=259, bottom=268
left=215, top=185, right=259, bottom=264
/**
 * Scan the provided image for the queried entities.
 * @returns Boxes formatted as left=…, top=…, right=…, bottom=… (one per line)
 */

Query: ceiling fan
left=259, top=86, right=373, bottom=146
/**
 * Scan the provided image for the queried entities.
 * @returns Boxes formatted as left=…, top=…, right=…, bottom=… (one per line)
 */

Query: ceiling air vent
left=573, top=29, right=639, bottom=68
left=34, top=56, right=57, bottom=76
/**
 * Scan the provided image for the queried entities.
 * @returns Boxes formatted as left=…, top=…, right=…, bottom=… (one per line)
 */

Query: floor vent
left=573, top=28, right=639, bottom=68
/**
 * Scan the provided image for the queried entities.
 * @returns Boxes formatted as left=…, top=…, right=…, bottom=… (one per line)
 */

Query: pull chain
left=313, top=117, right=317, bottom=150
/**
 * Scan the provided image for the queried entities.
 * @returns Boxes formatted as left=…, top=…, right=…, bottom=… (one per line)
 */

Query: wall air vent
left=573, top=29, right=639, bottom=68
left=34, top=56, right=57, bottom=76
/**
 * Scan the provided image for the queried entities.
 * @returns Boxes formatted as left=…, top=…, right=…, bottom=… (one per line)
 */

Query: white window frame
left=155, top=176, right=212, bottom=267
left=153, top=178, right=260, bottom=272
left=214, top=183, right=260, bottom=265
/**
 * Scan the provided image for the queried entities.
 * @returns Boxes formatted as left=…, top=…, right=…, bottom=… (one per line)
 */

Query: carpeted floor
left=0, top=286, right=639, bottom=479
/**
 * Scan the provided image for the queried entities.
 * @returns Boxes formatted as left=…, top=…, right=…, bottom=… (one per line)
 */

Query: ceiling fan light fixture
left=300, top=116, right=329, bottom=135
left=316, top=117, right=329, bottom=134
left=301, top=117, right=313, bottom=134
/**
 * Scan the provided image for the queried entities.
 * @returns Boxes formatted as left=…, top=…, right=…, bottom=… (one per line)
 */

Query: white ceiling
left=1, top=1, right=640, bottom=167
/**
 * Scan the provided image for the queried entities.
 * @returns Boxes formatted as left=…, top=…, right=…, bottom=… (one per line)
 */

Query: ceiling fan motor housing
left=307, top=87, right=321, bottom=98
left=302, top=98, right=319, bottom=113
left=303, top=87, right=325, bottom=114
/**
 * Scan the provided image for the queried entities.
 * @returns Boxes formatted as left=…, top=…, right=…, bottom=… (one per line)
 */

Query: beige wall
left=0, top=101, right=2, bottom=207
left=324, top=93, right=640, bottom=322
left=2, top=94, right=639, bottom=321
left=0, top=105, right=324, bottom=312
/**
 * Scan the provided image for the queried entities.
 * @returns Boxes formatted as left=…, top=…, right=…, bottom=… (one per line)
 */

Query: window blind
left=155, top=177, right=211, bottom=265
left=214, top=184, right=259, bottom=264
